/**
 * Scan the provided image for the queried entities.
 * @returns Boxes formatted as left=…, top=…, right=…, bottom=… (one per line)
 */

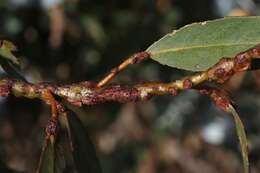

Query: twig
left=0, top=44, right=259, bottom=107
left=97, top=51, right=150, bottom=88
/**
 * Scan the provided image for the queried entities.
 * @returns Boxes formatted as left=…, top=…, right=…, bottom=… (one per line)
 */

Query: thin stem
left=97, top=51, right=150, bottom=88
left=41, top=90, right=58, bottom=118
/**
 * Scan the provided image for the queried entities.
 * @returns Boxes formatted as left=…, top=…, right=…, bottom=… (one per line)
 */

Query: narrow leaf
left=37, top=136, right=65, bottom=173
left=37, top=138, right=55, bottom=173
left=228, top=105, right=249, bottom=173
left=0, top=40, right=19, bottom=65
left=64, top=109, right=102, bottom=173
left=0, top=59, right=26, bottom=81
left=147, top=16, right=260, bottom=71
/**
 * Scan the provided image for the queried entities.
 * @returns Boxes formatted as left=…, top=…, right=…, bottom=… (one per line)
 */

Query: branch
left=0, top=44, right=259, bottom=106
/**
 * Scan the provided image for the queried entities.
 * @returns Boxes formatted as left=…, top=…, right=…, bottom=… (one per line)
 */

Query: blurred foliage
left=1, top=0, right=260, bottom=173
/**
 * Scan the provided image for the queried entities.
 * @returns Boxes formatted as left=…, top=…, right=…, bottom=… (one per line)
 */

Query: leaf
left=228, top=105, right=249, bottom=173
left=64, top=109, right=102, bottom=173
left=37, top=139, right=55, bottom=173
left=37, top=136, right=65, bottom=173
left=0, top=59, right=26, bottom=81
left=147, top=16, right=260, bottom=71
left=0, top=40, right=25, bottom=80
left=0, top=40, right=19, bottom=65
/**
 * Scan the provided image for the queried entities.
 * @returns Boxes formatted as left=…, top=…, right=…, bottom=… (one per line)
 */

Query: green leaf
left=64, top=109, right=102, bottom=173
left=37, top=136, right=65, bottom=173
left=0, top=40, right=25, bottom=80
left=147, top=16, right=260, bottom=71
left=228, top=105, right=249, bottom=173
left=0, top=40, right=19, bottom=65
left=0, top=59, right=25, bottom=81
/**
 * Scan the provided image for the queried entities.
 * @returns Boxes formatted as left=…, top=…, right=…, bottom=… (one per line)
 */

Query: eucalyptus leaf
left=0, top=40, right=25, bottom=80
left=229, top=105, right=249, bottom=173
left=0, top=40, right=19, bottom=65
left=64, top=109, right=102, bottom=173
left=0, top=59, right=25, bottom=81
left=37, top=136, right=65, bottom=173
left=147, top=16, right=260, bottom=71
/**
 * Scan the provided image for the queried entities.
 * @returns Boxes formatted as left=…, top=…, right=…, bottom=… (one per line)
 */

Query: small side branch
left=97, top=51, right=150, bottom=88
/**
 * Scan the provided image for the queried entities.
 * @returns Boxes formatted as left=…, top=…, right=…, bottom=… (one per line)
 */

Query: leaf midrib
left=149, top=42, right=257, bottom=56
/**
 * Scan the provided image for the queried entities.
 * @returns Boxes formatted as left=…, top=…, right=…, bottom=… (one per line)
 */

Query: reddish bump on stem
left=0, top=84, right=10, bottom=96
left=183, top=79, right=193, bottom=89
left=210, top=89, right=232, bottom=111
left=56, top=102, right=66, bottom=113
left=45, top=118, right=59, bottom=137
left=131, top=51, right=150, bottom=64
left=0, top=78, right=13, bottom=97
left=233, top=44, right=260, bottom=72
left=214, top=68, right=234, bottom=84
left=198, top=87, right=232, bottom=111
left=234, top=54, right=251, bottom=72
left=207, top=58, right=234, bottom=84
left=168, top=87, right=178, bottom=96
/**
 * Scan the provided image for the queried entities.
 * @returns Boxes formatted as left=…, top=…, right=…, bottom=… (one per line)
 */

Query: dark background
left=0, top=0, right=260, bottom=172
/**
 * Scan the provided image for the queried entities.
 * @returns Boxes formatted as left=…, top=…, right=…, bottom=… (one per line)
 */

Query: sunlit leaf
left=228, top=105, right=249, bottom=173
left=147, top=16, right=260, bottom=71
left=64, top=109, right=102, bottom=173
left=0, top=40, right=19, bottom=65
left=0, top=40, right=25, bottom=80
